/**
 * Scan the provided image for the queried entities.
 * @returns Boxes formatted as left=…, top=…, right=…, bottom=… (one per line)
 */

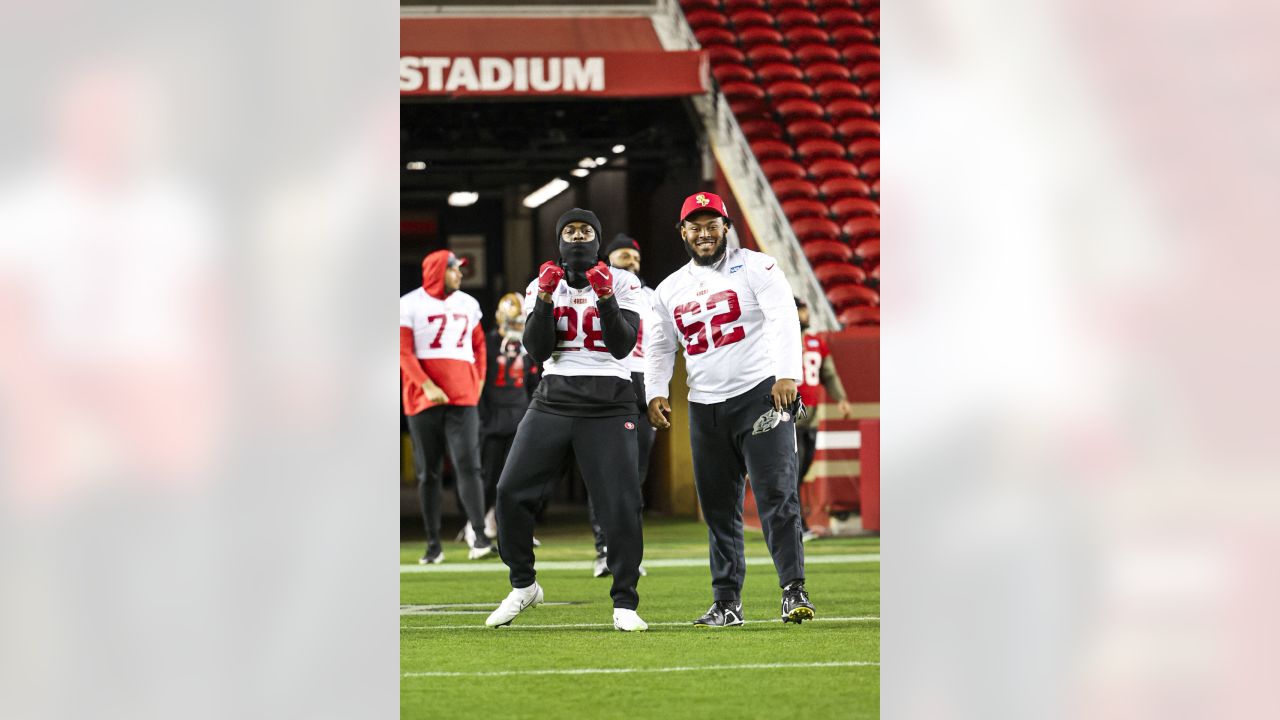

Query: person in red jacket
left=400, top=250, right=494, bottom=563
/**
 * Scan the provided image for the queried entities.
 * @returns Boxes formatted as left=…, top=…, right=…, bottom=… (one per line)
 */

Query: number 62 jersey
left=645, top=247, right=803, bottom=404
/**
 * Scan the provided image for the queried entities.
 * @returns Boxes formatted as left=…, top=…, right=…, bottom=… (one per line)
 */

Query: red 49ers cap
left=679, top=191, right=730, bottom=223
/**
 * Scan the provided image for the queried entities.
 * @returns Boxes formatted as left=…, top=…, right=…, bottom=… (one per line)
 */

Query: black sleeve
left=523, top=297, right=556, bottom=362
left=596, top=295, right=639, bottom=360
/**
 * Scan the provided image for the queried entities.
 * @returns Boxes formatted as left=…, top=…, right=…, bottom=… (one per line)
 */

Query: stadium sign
left=399, top=52, right=707, bottom=97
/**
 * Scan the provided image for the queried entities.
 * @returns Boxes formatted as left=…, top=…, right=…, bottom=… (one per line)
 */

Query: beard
left=684, top=236, right=727, bottom=266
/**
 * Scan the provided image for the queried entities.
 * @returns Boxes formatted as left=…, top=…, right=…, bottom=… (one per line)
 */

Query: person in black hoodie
left=475, top=292, right=535, bottom=542
left=485, top=209, right=649, bottom=632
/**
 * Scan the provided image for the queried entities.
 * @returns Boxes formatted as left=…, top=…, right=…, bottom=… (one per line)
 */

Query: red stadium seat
left=842, top=43, right=879, bottom=63
left=796, top=138, right=847, bottom=162
left=712, top=63, right=755, bottom=84
left=729, top=98, right=769, bottom=119
left=782, top=198, right=829, bottom=219
left=771, top=178, right=820, bottom=200
left=858, top=157, right=879, bottom=178
left=681, top=0, right=721, bottom=9
left=832, top=26, right=876, bottom=43
left=830, top=197, right=878, bottom=221
left=722, top=82, right=766, bottom=102
left=707, top=46, right=747, bottom=64
left=841, top=216, right=879, bottom=241
left=852, top=61, right=879, bottom=81
left=815, top=263, right=867, bottom=288
left=739, top=26, right=785, bottom=47
left=776, top=9, right=821, bottom=28
left=836, top=117, right=878, bottom=139
left=695, top=27, right=737, bottom=46
left=807, top=158, right=859, bottom=180
left=686, top=10, right=730, bottom=29
left=792, top=217, right=841, bottom=240
left=750, top=139, right=793, bottom=160
left=815, top=80, right=865, bottom=101
left=760, top=159, right=807, bottom=181
left=821, top=9, right=865, bottom=27
left=730, top=9, right=774, bottom=27
left=867, top=263, right=879, bottom=283
left=828, top=98, right=875, bottom=120
left=786, top=119, right=836, bottom=140
left=770, top=0, right=812, bottom=9
left=819, top=176, right=872, bottom=199
left=827, top=284, right=879, bottom=310
left=783, top=26, right=829, bottom=46
left=776, top=98, right=825, bottom=121
left=795, top=44, right=842, bottom=65
left=870, top=177, right=880, bottom=196
left=766, top=80, right=815, bottom=101
left=814, top=0, right=855, bottom=10
left=726, top=0, right=766, bottom=10
left=805, top=62, right=852, bottom=81
left=746, top=44, right=794, bottom=64
left=847, top=137, right=879, bottom=159
left=838, top=305, right=880, bottom=327
left=854, top=238, right=880, bottom=264
left=756, top=62, right=805, bottom=83
left=862, top=80, right=879, bottom=100
left=802, top=239, right=853, bottom=264
left=865, top=8, right=880, bottom=26
left=739, top=119, right=783, bottom=140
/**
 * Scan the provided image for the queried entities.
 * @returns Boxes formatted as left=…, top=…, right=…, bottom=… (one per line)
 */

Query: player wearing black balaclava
left=487, top=208, right=650, bottom=632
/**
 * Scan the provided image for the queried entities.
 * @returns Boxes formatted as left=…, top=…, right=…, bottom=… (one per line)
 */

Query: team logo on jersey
left=730, top=264, right=743, bottom=274
left=695, top=193, right=710, bottom=207
left=624, top=421, right=636, bottom=430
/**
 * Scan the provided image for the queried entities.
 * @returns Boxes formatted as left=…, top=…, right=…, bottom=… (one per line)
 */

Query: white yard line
left=404, top=660, right=879, bottom=678
left=401, top=615, right=879, bottom=630
left=401, top=552, right=880, bottom=574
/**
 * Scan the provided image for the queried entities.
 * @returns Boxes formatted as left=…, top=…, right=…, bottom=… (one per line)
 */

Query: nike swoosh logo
left=629, top=284, right=639, bottom=290
left=765, top=264, right=775, bottom=270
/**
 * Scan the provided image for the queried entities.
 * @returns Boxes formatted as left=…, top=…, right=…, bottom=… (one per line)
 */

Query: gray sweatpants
left=689, top=377, right=804, bottom=602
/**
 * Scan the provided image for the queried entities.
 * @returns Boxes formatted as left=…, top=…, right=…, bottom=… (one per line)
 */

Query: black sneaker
left=693, top=600, right=744, bottom=628
left=781, top=581, right=816, bottom=624
left=418, top=546, right=444, bottom=565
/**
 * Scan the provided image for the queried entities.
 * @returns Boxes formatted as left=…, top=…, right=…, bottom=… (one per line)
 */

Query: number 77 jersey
left=645, top=247, right=803, bottom=404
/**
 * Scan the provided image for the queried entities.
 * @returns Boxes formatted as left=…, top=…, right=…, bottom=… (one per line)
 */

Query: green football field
left=401, top=517, right=880, bottom=719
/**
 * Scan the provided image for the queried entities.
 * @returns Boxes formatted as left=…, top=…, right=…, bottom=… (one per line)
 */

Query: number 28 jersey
left=522, top=267, right=645, bottom=381
left=646, top=247, right=802, bottom=404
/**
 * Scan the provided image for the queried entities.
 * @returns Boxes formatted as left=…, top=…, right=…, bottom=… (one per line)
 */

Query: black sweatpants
left=589, top=371, right=656, bottom=553
left=689, top=377, right=804, bottom=602
left=496, top=408, right=644, bottom=609
left=481, top=432, right=515, bottom=510
left=406, top=405, right=487, bottom=550
left=796, top=425, right=819, bottom=532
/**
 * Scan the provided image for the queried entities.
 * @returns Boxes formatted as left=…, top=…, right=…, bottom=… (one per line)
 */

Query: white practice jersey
left=645, top=247, right=802, bottom=404
left=399, top=288, right=483, bottom=362
left=523, top=267, right=645, bottom=380
left=621, top=284, right=656, bottom=375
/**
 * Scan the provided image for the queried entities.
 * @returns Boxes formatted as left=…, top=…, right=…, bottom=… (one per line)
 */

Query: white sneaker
left=593, top=554, right=610, bottom=578
left=613, top=608, right=648, bottom=632
left=486, top=583, right=543, bottom=627
left=532, top=537, right=541, bottom=547
left=638, top=564, right=648, bottom=577
left=468, top=543, right=496, bottom=560
left=484, top=508, right=498, bottom=540
left=463, top=522, right=477, bottom=546
left=801, top=529, right=819, bottom=543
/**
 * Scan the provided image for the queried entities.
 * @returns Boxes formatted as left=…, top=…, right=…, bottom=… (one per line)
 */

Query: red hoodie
left=399, top=250, right=486, bottom=414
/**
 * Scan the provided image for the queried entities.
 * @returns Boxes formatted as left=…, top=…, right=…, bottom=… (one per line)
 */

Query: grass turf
left=402, top=518, right=879, bottom=719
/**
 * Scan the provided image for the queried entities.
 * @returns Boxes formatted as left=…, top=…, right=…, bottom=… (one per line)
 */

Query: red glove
left=537, top=261, right=565, bottom=294
left=586, top=262, right=614, bottom=299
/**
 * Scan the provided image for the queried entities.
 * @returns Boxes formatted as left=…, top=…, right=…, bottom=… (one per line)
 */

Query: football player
left=795, top=296, right=853, bottom=541
left=486, top=209, right=649, bottom=632
left=400, top=250, right=494, bottom=563
left=646, top=192, right=816, bottom=626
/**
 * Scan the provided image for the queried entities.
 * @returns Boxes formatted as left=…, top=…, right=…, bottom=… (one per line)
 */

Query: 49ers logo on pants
left=624, top=421, right=636, bottom=430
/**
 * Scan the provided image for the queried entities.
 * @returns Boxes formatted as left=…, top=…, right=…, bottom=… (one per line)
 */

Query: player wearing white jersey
left=646, top=192, right=817, bottom=626
left=487, top=209, right=648, bottom=633
left=400, top=250, right=494, bottom=564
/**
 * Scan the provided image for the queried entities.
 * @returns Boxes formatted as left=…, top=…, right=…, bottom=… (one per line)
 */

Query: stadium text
left=400, top=57, right=606, bottom=93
